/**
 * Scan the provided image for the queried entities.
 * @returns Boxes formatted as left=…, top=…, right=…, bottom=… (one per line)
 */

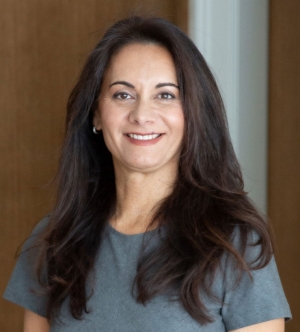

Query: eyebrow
left=109, top=81, right=179, bottom=89
left=155, top=83, right=179, bottom=89
left=109, top=81, right=134, bottom=88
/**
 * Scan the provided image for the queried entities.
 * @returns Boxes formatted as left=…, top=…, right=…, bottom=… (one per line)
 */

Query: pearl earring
left=93, top=127, right=101, bottom=134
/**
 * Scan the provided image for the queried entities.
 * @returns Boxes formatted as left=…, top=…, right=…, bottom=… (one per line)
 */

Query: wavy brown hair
left=36, top=15, right=273, bottom=324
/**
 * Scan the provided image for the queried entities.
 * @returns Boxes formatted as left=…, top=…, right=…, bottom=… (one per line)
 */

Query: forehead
left=103, top=43, right=177, bottom=82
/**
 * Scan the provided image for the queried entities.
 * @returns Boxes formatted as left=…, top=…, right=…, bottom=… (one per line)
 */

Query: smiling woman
left=95, top=43, right=184, bottom=175
left=4, top=15, right=291, bottom=332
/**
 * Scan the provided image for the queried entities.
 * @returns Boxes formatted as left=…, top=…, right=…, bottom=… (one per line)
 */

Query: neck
left=111, top=166, right=178, bottom=234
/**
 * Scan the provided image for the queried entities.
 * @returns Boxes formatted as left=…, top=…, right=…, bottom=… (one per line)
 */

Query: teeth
left=128, top=134, right=161, bottom=140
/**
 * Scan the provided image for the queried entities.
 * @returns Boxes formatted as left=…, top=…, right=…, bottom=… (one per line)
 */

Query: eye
left=158, top=92, right=175, bottom=100
left=113, top=92, right=132, bottom=100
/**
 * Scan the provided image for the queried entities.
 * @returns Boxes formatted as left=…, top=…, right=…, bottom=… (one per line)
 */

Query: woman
left=4, top=16, right=291, bottom=331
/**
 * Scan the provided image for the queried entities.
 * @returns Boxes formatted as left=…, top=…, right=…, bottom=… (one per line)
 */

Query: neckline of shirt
left=107, top=223, right=162, bottom=238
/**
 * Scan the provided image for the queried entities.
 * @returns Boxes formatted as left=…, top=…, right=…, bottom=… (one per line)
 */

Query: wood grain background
left=268, top=1, right=300, bottom=331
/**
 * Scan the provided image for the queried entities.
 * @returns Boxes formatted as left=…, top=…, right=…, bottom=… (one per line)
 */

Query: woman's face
left=94, top=43, right=184, bottom=176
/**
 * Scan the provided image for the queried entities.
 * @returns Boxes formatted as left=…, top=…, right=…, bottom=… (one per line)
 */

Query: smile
left=127, top=134, right=161, bottom=140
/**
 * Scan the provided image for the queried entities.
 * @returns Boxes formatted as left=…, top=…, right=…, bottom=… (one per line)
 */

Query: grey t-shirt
left=4, top=218, right=291, bottom=331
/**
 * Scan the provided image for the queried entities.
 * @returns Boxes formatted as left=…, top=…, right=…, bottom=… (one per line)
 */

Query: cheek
left=172, top=113, right=185, bottom=151
left=101, top=113, right=122, bottom=136
left=97, top=105, right=115, bottom=132
left=168, top=110, right=185, bottom=136
left=99, top=110, right=125, bottom=152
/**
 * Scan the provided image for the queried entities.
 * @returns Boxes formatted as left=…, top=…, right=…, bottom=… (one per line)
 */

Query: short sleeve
left=221, top=231, right=292, bottom=330
left=3, top=216, right=49, bottom=317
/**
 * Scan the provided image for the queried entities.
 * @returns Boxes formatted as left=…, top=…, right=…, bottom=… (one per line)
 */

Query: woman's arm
left=229, top=318, right=285, bottom=332
left=24, top=309, right=50, bottom=332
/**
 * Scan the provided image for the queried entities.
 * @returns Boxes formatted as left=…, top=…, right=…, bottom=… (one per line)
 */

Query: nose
left=128, top=99, right=156, bottom=125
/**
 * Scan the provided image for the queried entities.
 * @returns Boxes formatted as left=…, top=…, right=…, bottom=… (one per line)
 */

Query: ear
left=93, top=108, right=102, bottom=131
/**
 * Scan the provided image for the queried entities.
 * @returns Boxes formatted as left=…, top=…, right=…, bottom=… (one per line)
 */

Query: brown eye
left=158, top=92, right=174, bottom=99
left=113, top=92, right=131, bottom=100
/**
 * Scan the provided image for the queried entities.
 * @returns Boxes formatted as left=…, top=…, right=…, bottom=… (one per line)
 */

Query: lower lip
left=125, top=134, right=163, bottom=146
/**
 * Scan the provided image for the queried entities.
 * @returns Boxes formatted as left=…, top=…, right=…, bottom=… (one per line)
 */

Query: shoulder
left=228, top=225, right=272, bottom=267
left=22, top=215, right=51, bottom=251
left=220, top=226, right=291, bottom=330
left=3, top=215, right=51, bottom=318
left=30, top=214, right=51, bottom=236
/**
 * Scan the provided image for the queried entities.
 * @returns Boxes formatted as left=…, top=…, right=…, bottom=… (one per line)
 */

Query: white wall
left=189, top=0, right=269, bottom=213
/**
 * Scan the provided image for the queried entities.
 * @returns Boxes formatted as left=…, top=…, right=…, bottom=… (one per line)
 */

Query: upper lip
left=125, top=132, right=162, bottom=135
left=125, top=133, right=163, bottom=140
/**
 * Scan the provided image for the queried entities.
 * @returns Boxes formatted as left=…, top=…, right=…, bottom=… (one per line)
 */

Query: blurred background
left=0, top=1, right=299, bottom=331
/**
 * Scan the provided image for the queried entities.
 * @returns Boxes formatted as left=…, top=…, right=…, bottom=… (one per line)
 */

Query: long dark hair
left=37, top=15, right=273, bottom=324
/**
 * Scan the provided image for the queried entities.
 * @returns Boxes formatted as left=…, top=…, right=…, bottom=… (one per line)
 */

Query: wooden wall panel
left=0, top=1, right=187, bottom=331
left=268, top=1, right=300, bottom=331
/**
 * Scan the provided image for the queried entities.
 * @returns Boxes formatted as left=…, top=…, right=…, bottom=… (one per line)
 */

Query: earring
left=93, top=127, right=101, bottom=135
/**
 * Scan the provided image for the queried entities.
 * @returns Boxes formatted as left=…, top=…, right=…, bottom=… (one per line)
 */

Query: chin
left=127, top=163, right=161, bottom=172
left=123, top=159, right=165, bottom=172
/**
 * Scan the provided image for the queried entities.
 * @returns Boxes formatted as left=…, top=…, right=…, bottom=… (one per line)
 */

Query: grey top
left=4, top=218, right=291, bottom=331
